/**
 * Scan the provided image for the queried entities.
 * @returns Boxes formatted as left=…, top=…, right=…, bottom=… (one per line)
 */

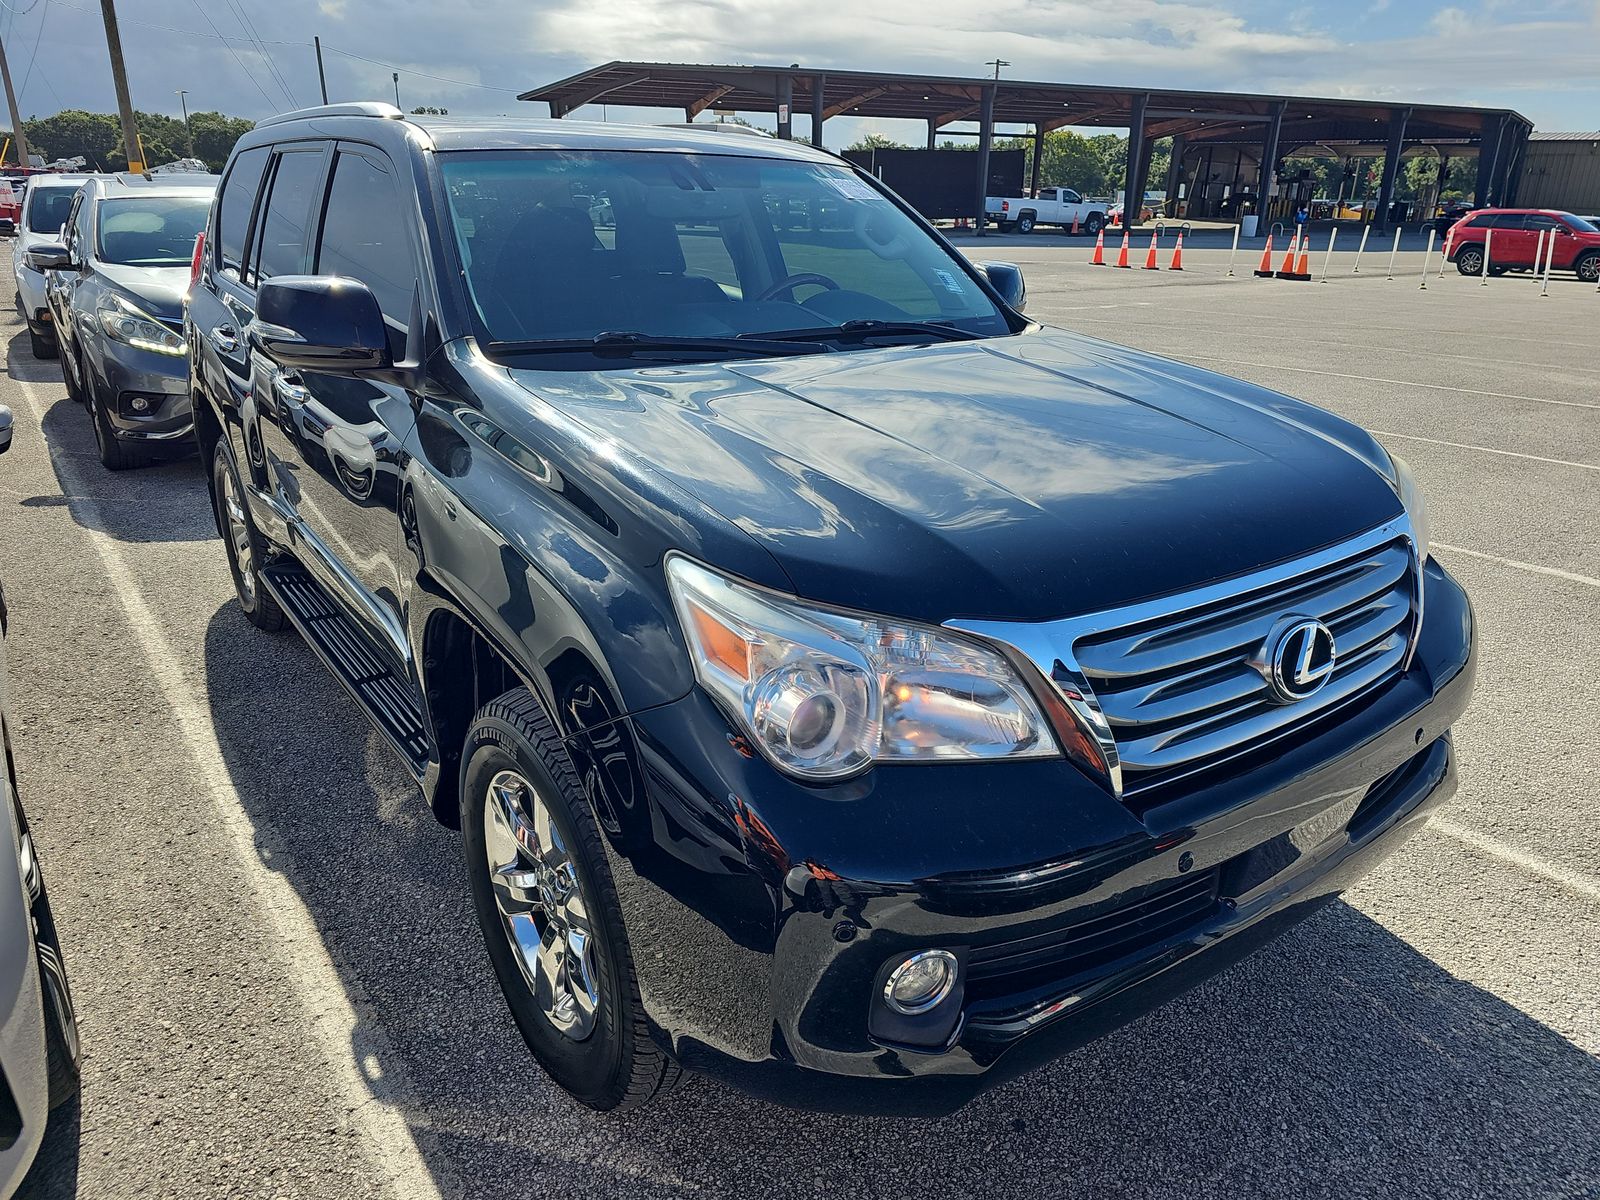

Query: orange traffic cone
left=1253, top=234, right=1275, bottom=278
left=1111, top=209, right=1121, bottom=228
left=1090, top=229, right=1106, bottom=265
left=1168, top=231, right=1185, bottom=271
left=1113, top=230, right=1132, bottom=268
left=1292, top=240, right=1311, bottom=280
left=1141, top=229, right=1160, bottom=270
left=1070, top=214, right=1081, bottom=235
left=1274, top=233, right=1299, bottom=278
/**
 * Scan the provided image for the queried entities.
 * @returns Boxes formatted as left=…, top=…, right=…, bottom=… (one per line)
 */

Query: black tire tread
left=469, top=686, right=681, bottom=1112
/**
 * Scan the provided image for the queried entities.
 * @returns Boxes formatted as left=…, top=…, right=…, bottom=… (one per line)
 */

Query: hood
left=511, top=328, right=1402, bottom=623
left=98, top=264, right=189, bottom=323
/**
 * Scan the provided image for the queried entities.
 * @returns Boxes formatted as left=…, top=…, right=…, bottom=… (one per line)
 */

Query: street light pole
left=176, top=89, right=193, bottom=159
left=392, top=72, right=400, bottom=110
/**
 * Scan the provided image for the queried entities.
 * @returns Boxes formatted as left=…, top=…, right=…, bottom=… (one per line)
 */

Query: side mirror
left=250, top=276, right=392, bottom=374
left=977, top=261, right=1027, bottom=313
left=0, top=405, right=14, bottom=455
left=26, top=243, right=71, bottom=272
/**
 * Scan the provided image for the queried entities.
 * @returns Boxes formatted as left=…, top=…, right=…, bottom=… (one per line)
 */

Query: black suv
left=190, top=104, right=1475, bottom=1115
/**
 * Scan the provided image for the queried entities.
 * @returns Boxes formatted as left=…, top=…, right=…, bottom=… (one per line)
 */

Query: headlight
left=665, top=556, right=1058, bottom=781
left=1389, top=453, right=1431, bottom=563
left=96, top=294, right=185, bottom=356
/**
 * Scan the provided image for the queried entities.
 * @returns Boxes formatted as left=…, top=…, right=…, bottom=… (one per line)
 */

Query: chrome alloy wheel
left=220, top=466, right=256, bottom=607
left=483, top=769, right=601, bottom=1041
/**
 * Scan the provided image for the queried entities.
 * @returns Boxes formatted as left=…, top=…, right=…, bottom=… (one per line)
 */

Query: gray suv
left=35, top=172, right=216, bottom=469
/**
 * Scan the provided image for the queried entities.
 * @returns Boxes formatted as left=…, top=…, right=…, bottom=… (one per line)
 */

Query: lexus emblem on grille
left=1261, top=616, right=1337, bottom=703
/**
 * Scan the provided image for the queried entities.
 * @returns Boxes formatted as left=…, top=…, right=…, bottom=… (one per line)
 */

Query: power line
left=224, top=0, right=296, bottom=108
left=187, top=0, right=280, bottom=111
left=318, top=44, right=520, bottom=94
left=16, top=0, right=48, bottom=105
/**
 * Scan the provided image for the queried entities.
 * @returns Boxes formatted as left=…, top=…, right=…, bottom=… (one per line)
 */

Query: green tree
left=14, top=108, right=253, bottom=173
left=845, top=132, right=911, bottom=151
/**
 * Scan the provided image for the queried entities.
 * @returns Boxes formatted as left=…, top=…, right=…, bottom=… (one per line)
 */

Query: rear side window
left=252, top=148, right=326, bottom=283
left=1466, top=213, right=1495, bottom=228
left=216, top=146, right=269, bottom=273
left=26, top=186, right=79, bottom=235
left=314, top=149, right=416, bottom=334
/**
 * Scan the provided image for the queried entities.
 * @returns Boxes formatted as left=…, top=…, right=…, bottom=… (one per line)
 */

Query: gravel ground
left=5, top=241, right=1597, bottom=1199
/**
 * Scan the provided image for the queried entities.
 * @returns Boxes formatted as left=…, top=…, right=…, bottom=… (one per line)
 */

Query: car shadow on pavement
left=188, top=606, right=1600, bottom=1200
left=16, top=1096, right=80, bottom=1199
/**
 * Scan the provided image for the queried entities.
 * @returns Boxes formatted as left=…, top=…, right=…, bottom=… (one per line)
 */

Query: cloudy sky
left=7, top=0, right=1598, bottom=143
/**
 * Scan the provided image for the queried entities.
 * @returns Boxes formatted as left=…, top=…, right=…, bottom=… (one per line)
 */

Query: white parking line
left=13, top=376, right=449, bottom=1200
left=1180, top=355, right=1600, bottom=412
left=1429, top=818, right=1600, bottom=902
left=1370, top=430, right=1600, bottom=471
left=1434, top=543, right=1600, bottom=589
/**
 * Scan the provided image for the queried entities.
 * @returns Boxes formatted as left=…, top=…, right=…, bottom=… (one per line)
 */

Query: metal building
left=519, top=62, right=1532, bottom=233
left=1516, top=134, right=1600, bottom=215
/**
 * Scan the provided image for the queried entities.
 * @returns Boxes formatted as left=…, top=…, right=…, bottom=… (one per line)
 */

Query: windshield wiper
left=753, top=319, right=982, bottom=345
left=485, top=330, right=832, bottom=359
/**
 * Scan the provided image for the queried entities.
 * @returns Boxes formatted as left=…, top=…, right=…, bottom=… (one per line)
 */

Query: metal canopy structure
left=521, top=61, right=1532, bottom=232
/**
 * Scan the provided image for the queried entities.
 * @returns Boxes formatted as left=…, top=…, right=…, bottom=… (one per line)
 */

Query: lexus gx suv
left=189, top=104, right=1476, bottom=1115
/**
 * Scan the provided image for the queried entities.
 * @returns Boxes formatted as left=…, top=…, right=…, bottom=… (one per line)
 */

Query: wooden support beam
left=686, top=85, right=734, bottom=119
left=823, top=86, right=889, bottom=120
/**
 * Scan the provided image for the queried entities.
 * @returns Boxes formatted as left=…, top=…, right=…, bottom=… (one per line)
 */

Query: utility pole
left=392, top=72, right=400, bottom=109
left=314, top=36, right=328, bottom=104
left=176, top=89, right=193, bottom=158
left=987, top=58, right=1010, bottom=81
left=0, top=32, right=28, bottom=169
left=100, top=0, right=142, bottom=171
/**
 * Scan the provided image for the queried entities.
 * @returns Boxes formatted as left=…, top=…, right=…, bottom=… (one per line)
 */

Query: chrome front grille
left=949, top=517, right=1422, bottom=802
left=1075, top=537, right=1416, bottom=792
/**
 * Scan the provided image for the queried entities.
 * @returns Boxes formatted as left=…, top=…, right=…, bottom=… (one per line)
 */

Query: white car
left=983, top=186, right=1106, bottom=235
left=11, top=175, right=90, bottom=359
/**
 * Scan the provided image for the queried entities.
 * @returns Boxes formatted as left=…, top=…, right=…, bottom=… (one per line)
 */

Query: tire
left=28, top=327, right=57, bottom=359
left=212, top=442, right=286, bottom=631
left=461, top=687, right=680, bottom=1113
left=1016, top=213, right=1036, bottom=234
left=1454, top=245, right=1484, bottom=276
left=1083, top=212, right=1105, bottom=237
left=61, top=340, right=85, bottom=404
left=1577, top=251, right=1600, bottom=284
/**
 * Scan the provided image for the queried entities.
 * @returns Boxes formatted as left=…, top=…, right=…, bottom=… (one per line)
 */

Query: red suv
left=1446, top=208, right=1600, bottom=281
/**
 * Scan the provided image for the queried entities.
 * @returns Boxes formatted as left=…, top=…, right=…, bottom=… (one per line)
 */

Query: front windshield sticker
left=932, top=269, right=964, bottom=294
left=825, top=172, right=887, bottom=203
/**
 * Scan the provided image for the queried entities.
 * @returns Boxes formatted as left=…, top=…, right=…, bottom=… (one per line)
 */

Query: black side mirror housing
left=977, top=261, right=1027, bottom=313
left=250, top=276, right=393, bottom=374
left=26, top=243, right=71, bottom=272
left=0, top=405, right=14, bottom=455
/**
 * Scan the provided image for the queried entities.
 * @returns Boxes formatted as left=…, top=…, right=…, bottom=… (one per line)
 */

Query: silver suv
left=11, top=175, right=90, bottom=359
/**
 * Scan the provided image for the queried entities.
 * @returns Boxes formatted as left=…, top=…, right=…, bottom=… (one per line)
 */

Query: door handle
left=209, top=324, right=238, bottom=353
left=272, top=373, right=308, bottom=405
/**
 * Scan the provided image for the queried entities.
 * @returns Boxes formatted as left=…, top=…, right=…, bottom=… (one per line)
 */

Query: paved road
left=5, top=249, right=1597, bottom=1199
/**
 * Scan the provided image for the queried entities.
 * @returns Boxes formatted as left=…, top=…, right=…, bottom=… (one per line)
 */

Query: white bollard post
left=1225, top=221, right=1241, bottom=278
left=1440, top=230, right=1453, bottom=278
left=1481, top=228, right=1493, bottom=286
left=1540, top=232, right=1555, bottom=297
left=1418, top=229, right=1436, bottom=289
left=1319, top=227, right=1339, bottom=283
left=1353, top=223, right=1371, bottom=273
left=1533, top=229, right=1548, bottom=282
left=1386, top=228, right=1402, bottom=280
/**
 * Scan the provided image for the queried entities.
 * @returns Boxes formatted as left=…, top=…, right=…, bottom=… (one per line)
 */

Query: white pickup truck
left=983, top=187, right=1106, bottom=235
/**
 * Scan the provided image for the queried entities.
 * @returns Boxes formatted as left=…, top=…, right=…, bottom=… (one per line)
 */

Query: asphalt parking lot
left=5, top=241, right=1598, bottom=1199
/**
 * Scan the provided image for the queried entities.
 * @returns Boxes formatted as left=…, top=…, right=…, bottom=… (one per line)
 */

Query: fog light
left=883, top=950, right=958, bottom=1015
left=129, top=395, right=150, bottom=413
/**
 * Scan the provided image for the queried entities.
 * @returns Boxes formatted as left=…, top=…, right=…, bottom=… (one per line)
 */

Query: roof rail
left=256, top=101, right=405, bottom=129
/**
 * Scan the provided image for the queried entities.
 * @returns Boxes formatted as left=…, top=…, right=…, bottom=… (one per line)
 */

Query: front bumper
left=85, top=336, right=194, bottom=452
left=593, top=560, right=1475, bottom=1114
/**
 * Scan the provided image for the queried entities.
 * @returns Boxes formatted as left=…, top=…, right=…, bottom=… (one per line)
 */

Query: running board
left=260, top=561, right=431, bottom=772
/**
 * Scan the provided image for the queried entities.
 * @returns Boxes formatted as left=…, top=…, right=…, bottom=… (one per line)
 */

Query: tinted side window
left=216, top=145, right=270, bottom=273
left=252, top=148, right=326, bottom=283
left=1491, top=214, right=1527, bottom=230
left=1524, top=214, right=1562, bottom=231
left=314, top=149, right=415, bottom=332
left=1466, top=213, right=1495, bottom=228
left=70, top=193, right=90, bottom=258
left=1062, top=189, right=1082, bottom=204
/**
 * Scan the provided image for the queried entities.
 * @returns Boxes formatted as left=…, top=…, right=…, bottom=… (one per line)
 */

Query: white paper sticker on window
left=932, top=269, right=964, bottom=294
left=825, top=172, right=885, bottom=202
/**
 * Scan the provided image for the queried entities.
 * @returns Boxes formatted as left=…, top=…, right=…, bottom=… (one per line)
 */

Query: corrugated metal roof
left=1529, top=132, right=1600, bottom=141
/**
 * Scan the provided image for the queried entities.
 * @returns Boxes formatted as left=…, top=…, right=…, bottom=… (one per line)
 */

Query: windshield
left=439, top=150, right=1011, bottom=355
left=27, top=186, right=79, bottom=234
left=1561, top=212, right=1599, bottom=234
left=95, top=195, right=212, bottom=267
